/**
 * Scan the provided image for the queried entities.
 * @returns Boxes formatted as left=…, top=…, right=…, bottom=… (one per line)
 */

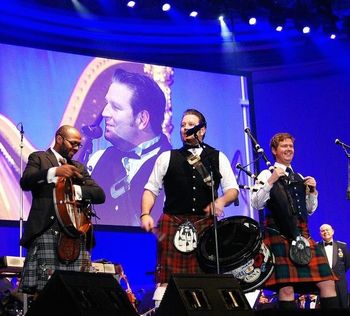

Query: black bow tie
left=325, top=242, right=333, bottom=246
left=183, top=143, right=201, bottom=150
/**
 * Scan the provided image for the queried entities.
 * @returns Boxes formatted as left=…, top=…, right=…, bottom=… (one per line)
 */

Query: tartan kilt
left=19, top=227, right=91, bottom=294
left=263, top=217, right=337, bottom=293
left=156, top=213, right=213, bottom=284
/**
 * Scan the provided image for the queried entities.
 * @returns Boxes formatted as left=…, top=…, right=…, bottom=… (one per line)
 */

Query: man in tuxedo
left=87, top=68, right=171, bottom=226
left=19, top=125, right=105, bottom=295
left=319, top=223, right=350, bottom=308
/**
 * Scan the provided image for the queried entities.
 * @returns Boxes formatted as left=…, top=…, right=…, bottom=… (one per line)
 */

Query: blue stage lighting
left=248, top=17, right=257, bottom=25
left=162, top=3, right=171, bottom=12
left=276, top=25, right=283, bottom=32
left=127, top=1, right=136, bottom=8
left=189, top=11, right=198, bottom=18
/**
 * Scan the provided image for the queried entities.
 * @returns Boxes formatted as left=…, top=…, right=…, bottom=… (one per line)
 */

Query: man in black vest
left=319, top=223, right=350, bottom=308
left=87, top=69, right=171, bottom=226
left=140, top=108, right=239, bottom=307
left=251, top=132, right=338, bottom=310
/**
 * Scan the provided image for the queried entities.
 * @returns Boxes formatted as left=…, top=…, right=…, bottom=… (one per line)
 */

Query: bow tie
left=183, top=143, right=201, bottom=150
left=325, top=242, right=333, bottom=246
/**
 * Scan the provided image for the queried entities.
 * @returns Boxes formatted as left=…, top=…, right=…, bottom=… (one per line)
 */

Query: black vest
left=163, top=145, right=221, bottom=215
left=266, top=171, right=308, bottom=239
left=90, top=135, right=171, bottom=225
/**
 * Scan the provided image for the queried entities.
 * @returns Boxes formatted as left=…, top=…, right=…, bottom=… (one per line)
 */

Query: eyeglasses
left=59, top=135, right=83, bottom=149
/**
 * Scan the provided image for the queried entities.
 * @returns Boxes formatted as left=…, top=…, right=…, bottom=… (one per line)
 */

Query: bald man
left=19, top=125, right=105, bottom=296
left=319, top=224, right=350, bottom=308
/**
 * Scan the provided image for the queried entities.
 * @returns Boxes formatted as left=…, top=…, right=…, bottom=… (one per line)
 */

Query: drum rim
left=198, top=215, right=262, bottom=269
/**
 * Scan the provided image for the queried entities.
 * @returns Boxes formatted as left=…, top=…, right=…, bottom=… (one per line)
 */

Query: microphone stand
left=336, top=142, right=350, bottom=199
left=17, top=123, right=24, bottom=258
left=18, top=123, right=28, bottom=315
left=194, top=134, right=220, bottom=274
left=348, top=157, right=350, bottom=200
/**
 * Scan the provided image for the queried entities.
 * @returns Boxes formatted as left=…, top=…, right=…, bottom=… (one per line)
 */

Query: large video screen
left=0, top=43, right=254, bottom=226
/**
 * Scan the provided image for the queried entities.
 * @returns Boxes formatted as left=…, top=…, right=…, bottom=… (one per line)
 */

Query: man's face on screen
left=102, top=81, right=139, bottom=150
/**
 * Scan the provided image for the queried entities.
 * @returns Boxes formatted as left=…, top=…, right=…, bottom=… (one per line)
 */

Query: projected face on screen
left=85, top=68, right=172, bottom=226
left=0, top=43, right=253, bottom=226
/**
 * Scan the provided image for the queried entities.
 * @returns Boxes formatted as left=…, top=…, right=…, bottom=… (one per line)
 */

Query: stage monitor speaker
left=156, top=274, right=254, bottom=316
left=26, top=270, right=139, bottom=316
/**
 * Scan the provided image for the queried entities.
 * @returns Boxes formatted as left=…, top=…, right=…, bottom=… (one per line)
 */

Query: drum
left=197, top=216, right=274, bottom=293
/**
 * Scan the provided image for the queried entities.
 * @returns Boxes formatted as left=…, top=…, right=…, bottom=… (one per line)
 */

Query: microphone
left=16, top=122, right=24, bottom=142
left=81, top=115, right=103, bottom=139
left=20, top=123, right=24, bottom=142
left=81, top=125, right=103, bottom=139
left=185, top=122, right=206, bottom=137
left=335, top=138, right=350, bottom=150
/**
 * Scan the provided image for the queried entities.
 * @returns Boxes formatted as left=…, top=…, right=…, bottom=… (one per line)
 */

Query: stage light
left=126, top=1, right=135, bottom=8
left=330, top=33, right=336, bottom=39
left=269, top=5, right=286, bottom=33
left=162, top=3, right=171, bottom=12
left=71, top=0, right=91, bottom=17
left=219, top=13, right=232, bottom=42
left=302, top=26, right=310, bottom=34
left=189, top=10, right=198, bottom=18
left=276, top=25, right=283, bottom=32
left=218, top=15, right=224, bottom=22
left=248, top=17, right=257, bottom=25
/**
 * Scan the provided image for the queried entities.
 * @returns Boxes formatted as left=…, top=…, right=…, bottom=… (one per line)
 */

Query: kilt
left=156, top=213, right=213, bottom=284
left=19, top=227, right=91, bottom=294
left=263, top=217, right=337, bottom=293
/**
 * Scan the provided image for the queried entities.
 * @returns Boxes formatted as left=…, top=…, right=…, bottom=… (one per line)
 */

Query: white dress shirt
left=251, top=162, right=318, bottom=213
left=145, top=147, right=239, bottom=196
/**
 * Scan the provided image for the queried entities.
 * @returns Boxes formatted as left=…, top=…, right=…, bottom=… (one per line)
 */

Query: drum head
left=198, top=216, right=261, bottom=271
left=197, top=216, right=275, bottom=292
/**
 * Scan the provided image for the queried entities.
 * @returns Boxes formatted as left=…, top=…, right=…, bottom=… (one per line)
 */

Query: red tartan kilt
left=263, top=218, right=337, bottom=292
left=156, top=213, right=213, bottom=284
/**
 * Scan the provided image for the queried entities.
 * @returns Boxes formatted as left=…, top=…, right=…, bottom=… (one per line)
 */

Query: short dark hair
left=270, top=132, right=295, bottom=152
left=112, top=69, right=165, bottom=134
left=182, top=108, right=207, bottom=127
left=182, top=109, right=207, bottom=140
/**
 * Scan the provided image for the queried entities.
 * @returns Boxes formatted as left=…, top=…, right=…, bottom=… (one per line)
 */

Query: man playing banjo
left=19, top=125, right=105, bottom=297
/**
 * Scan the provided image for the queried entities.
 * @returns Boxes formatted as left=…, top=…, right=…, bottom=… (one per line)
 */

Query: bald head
left=53, top=125, right=82, bottom=160
left=319, top=223, right=334, bottom=242
left=55, top=125, right=80, bottom=139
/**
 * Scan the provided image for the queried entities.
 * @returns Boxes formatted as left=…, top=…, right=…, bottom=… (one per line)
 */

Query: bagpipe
left=238, top=128, right=312, bottom=266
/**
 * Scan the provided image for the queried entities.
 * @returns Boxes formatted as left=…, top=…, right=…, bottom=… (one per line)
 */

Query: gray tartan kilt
left=19, top=228, right=91, bottom=294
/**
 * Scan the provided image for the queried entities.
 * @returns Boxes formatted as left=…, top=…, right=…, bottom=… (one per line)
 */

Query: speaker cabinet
left=26, top=270, right=139, bottom=316
left=156, top=274, right=254, bottom=316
